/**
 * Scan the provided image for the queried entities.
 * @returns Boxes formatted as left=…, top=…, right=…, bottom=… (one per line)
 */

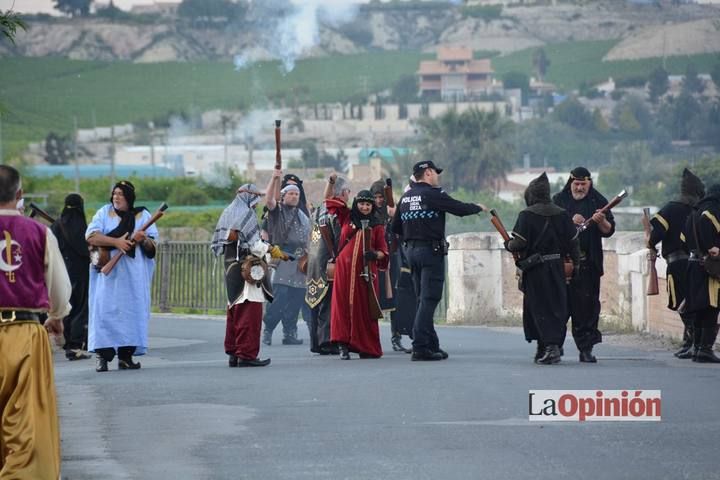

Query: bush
left=168, top=184, right=210, bottom=206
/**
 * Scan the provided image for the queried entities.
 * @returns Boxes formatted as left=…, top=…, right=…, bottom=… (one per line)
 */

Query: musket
left=575, top=189, right=628, bottom=237
left=489, top=209, right=519, bottom=262
left=360, top=219, right=383, bottom=320
left=274, top=119, right=282, bottom=170
left=28, top=202, right=56, bottom=224
left=101, top=203, right=169, bottom=275
left=642, top=207, right=659, bottom=296
left=383, top=178, right=398, bottom=292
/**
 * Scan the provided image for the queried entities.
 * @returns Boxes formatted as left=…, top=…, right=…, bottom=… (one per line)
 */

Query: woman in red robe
left=330, top=190, right=389, bottom=359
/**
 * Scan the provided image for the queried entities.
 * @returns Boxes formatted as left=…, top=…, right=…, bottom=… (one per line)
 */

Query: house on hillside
left=417, top=46, right=495, bottom=101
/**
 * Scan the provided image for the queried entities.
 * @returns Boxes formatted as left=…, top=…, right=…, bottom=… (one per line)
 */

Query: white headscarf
left=210, top=184, right=263, bottom=256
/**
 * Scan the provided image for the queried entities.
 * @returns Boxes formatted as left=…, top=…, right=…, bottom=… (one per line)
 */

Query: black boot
left=339, top=343, right=350, bottom=360
left=262, top=330, right=272, bottom=346
left=228, top=354, right=238, bottom=367
left=579, top=347, right=597, bottom=363
left=695, top=326, right=720, bottom=364
left=282, top=330, right=303, bottom=345
left=678, top=326, right=700, bottom=360
left=391, top=334, right=412, bottom=353
left=534, top=341, right=545, bottom=363
left=118, top=346, right=141, bottom=370
left=95, top=355, right=108, bottom=372
left=674, top=325, right=694, bottom=358
left=537, top=345, right=561, bottom=365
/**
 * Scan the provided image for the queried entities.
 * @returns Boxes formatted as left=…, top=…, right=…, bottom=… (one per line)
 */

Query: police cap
left=412, top=160, right=443, bottom=177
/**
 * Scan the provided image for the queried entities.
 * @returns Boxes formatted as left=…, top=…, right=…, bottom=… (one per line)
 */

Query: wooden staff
left=274, top=120, right=282, bottom=170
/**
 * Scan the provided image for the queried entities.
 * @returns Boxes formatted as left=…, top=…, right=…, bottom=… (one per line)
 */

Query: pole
left=73, top=116, right=80, bottom=192
left=0, top=112, right=3, bottom=164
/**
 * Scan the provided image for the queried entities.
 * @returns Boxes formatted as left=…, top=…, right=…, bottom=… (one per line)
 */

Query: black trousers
left=309, top=286, right=333, bottom=353
left=693, top=307, right=720, bottom=329
left=63, top=265, right=89, bottom=351
left=564, top=263, right=602, bottom=351
left=96, top=346, right=135, bottom=361
left=406, top=245, right=444, bottom=353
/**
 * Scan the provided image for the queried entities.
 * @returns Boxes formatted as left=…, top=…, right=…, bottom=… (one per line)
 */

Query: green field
left=1, top=40, right=718, bottom=157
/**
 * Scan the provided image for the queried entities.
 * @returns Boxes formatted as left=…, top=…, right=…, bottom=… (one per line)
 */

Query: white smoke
left=237, top=0, right=362, bottom=74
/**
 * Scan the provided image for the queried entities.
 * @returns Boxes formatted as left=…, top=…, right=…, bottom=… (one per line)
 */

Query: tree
left=0, top=9, right=27, bottom=44
left=54, top=0, right=92, bottom=17
left=414, top=108, right=514, bottom=191
left=681, top=62, right=705, bottom=95
left=711, top=62, right=720, bottom=96
left=647, top=66, right=669, bottom=103
left=532, top=48, right=550, bottom=82
left=552, top=97, right=594, bottom=131
left=612, top=94, right=652, bottom=136
left=658, top=93, right=701, bottom=141
left=390, top=75, right=418, bottom=103
left=178, top=0, right=247, bottom=26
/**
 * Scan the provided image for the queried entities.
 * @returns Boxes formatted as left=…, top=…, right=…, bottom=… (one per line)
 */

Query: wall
left=446, top=231, right=713, bottom=344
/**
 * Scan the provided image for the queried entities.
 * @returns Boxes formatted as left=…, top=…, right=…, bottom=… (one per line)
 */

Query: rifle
left=274, top=119, right=282, bottom=170
left=575, top=189, right=628, bottom=237
left=319, top=222, right=337, bottom=281
left=28, top=202, right=56, bottom=224
left=360, top=219, right=383, bottom=320
left=489, top=209, right=518, bottom=262
left=642, top=207, right=659, bottom=296
left=100, top=203, right=169, bottom=275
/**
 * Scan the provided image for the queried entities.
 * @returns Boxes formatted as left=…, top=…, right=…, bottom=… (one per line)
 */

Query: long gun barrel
left=576, top=189, right=627, bottom=236
left=28, top=202, right=56, bottom=224
left=489, top=209, right=519, bottom=262
left=101, top=203, right=169, bottom=275
left=642, top=207, right=659, bottom=296
left=274, top=120, right=282, bottom=170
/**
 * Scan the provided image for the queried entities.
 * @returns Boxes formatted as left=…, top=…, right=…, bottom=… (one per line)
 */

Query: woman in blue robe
left=86, top=180, right=158, bottom=372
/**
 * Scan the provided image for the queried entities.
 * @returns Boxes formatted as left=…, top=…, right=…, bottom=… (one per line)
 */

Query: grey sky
left=0, top=0, right=181, bottom=15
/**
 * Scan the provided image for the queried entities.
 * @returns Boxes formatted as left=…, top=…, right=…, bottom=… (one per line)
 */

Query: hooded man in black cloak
left=682, top=183, right=720, bottom=363
left=506, top=173, right=579, bottom=364
left=553, top=167, right=615, bottom=363
left=648, top=168, right=705, bottom=358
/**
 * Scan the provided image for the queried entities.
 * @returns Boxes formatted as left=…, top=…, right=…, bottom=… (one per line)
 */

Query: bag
left=240, top=255, right=268, bottom=285
left=516, top=252, right=544, bottom=272
left=431, top=240, right=449, bottom=256
left=325, top=261, right=335, bottom=282
left=704, top=255, right=720, bottom=279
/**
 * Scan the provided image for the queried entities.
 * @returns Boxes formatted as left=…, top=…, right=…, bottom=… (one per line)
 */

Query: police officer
left=391, top=161, right=486, bottom=361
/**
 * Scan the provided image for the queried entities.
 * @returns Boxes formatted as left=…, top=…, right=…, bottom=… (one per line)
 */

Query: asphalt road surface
left=55, top=314, right=720, bottom=480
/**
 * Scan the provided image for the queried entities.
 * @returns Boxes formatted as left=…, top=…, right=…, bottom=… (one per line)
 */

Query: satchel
left=704, top=255, right=720, bottom=279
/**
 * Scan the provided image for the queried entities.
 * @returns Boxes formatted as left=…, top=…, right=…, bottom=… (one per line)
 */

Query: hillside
left=1, top=2, right=718, bottom=62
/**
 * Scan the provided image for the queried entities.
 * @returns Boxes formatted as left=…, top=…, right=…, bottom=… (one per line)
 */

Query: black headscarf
left=281, top=174, right=309, bottom=216
left=51, top=193, right=89, bottom=258
left=679, top=168, right=705, bottom=206
left=107, top=180, right=146, bottom=256
left=370, top=179, right=389, bottom=223
left=350, top=190, right=381, bottom=229
left=561, top=166, right=594, bottom=194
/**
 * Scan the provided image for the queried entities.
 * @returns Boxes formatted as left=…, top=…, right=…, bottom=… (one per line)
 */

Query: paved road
left=55, top=315, right=720, bottom=480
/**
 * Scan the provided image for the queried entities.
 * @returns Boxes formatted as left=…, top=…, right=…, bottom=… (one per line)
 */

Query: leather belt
left=665, top=251, right=689, bottom=264
left=0, top=310, right=42, bottom=324
left=403, top=239, right=435, bottom=247
left=541, top=254, right=562, bottom=261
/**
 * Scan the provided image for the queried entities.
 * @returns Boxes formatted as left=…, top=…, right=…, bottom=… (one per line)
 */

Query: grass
left=1, top=40, right=718, bottom=156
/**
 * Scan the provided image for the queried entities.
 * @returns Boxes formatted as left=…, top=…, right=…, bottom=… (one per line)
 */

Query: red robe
left=330, top=221, right=388, bottom=357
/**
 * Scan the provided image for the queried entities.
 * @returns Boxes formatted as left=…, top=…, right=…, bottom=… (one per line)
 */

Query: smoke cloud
left=235, top=0, right=361, bottom=73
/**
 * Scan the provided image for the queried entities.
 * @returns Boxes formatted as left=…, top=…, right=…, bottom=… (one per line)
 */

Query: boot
left=339, top=343, right=350, bottom=360
left=282, top=330, right=303, bottom=345
left=118, top=358, right=142, bottom=370
left=95, top=355, right=108, bottom=372
left=262, top=330, right=272, bottom=346
left=674, top=325, right=694, bottom=358
left=536, top=345, right=561, bottom=365
left=391, top=334, right=412, bottom=353
left=579, top=347, right=597, bottom=363
left=228, top=354, right=238, bottom=367
left=678, top=326, right=700, bottom=360
left=695, top=326, right=720, bottom=364
left=534, top=341, right=545, bottom=363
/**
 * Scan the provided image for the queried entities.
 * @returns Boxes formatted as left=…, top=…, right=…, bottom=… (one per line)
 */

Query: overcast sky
left=0, top=0, right=181, bottom=14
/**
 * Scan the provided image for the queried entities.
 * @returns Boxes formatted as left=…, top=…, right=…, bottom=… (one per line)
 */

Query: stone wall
left=445, top=231, right=704, bottom=343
